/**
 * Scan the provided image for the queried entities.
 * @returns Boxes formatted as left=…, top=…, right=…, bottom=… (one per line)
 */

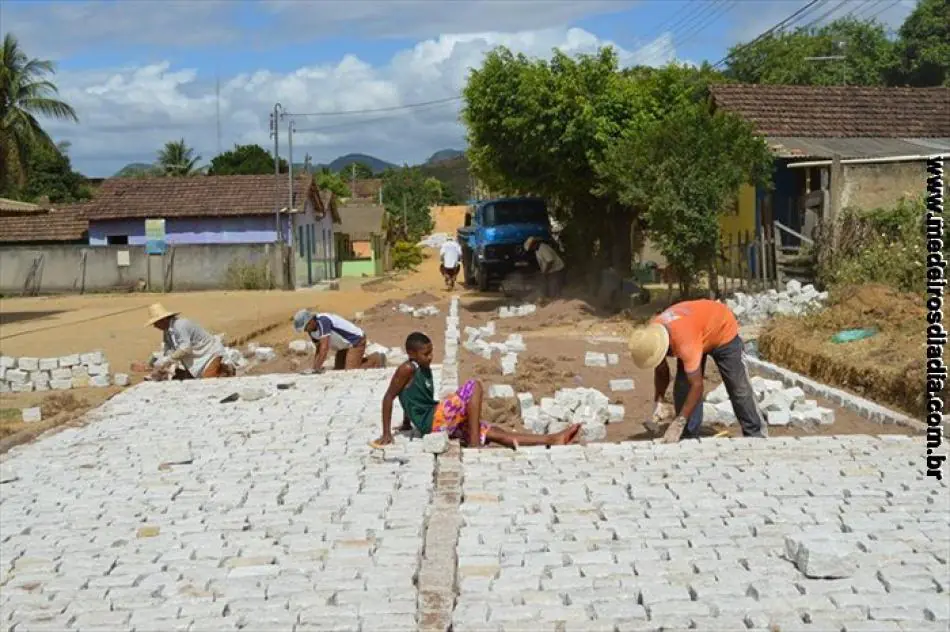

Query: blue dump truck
left=457, top=196, right=552, bottom=291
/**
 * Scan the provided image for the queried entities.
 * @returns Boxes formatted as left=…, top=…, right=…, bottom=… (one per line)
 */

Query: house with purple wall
left=82, top=173, right=341, bottom=286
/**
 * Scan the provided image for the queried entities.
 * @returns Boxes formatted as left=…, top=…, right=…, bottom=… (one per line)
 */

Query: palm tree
left=157, top=139, right=202, bottom=176
left=0, top=33, right=78, bottom=191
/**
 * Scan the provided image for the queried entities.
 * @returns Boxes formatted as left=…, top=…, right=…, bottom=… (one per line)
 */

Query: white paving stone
left=0, top=368, right=434, bottom=632
left=455, top=435, right=949, bottom=629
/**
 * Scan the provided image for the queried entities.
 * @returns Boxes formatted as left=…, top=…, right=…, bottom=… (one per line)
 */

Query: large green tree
left=597, top=97, right=773, bottom=294
left=340, top=161, right=374, bottom=180
left=464, top=47, right=651, bottom=274
left=207, top=143, right=288, bottom=175
left=0, top=33, right=78, bottom=192
left=381, top=166, right=436, bottom=242
left=724, top=16, right=897, bottom=86
left=157, top=139, right=202, bottom=176
left=892, top=0, right=950, bottom=86
left=316, top=166, right=351, bottom=198
left=19, top=140, right=91, bottom=203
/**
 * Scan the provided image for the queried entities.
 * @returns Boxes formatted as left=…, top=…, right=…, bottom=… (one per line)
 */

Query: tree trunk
left=609, top=211, right=634, bottom=277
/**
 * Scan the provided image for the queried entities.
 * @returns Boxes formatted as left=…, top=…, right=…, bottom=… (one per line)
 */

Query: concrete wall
left=89, top=215, right=292, bottom=246
left=0, top=243, right=278, bottom=295
left=840, top=161, right=931, bottom=211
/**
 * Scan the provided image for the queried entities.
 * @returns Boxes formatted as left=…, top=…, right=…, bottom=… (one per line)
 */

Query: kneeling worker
left=293, top=309, right=383, bottom=373
left=524, top=236, right=565, bottom=299
left=627, top=299, right=766, bottom=442
left=146, top=303, right=233, bottom=380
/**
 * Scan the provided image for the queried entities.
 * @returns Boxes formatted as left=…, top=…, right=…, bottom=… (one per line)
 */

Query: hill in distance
left=425, top=149, right=464, bottom=165
left=324, top=153, right=396, bottom=174
left=113, top=162, right=161, bottom=177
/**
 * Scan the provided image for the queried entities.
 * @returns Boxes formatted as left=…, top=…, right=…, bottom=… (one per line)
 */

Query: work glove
left=652, top=402, right=673, bottom=422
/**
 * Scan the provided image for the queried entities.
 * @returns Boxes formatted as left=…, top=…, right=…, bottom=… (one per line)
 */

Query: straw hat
left=628, top=323, right=670, bottom=370
left=523, top=237, right=537, bottom=250
left=145, top=303, right=178, bottom=327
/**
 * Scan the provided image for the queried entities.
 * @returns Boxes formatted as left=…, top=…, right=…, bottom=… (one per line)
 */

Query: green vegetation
left=208, top=144, right=288, bottom=175
left=391, top=241, right=425, bottom=271
left=225, top=259, right=274, bottom=290
left=0, top=33, right=79, bottom=198
left=157, top=139, right=202, bottom=177
left=380, top=166, right=437, bottom=242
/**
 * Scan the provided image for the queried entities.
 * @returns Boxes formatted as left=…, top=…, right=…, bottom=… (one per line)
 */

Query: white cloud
left=44, top=28, right=679, bottom=176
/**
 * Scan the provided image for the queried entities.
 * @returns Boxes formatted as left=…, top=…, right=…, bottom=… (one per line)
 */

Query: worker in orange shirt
left=627, top=299, right=766, bottom=442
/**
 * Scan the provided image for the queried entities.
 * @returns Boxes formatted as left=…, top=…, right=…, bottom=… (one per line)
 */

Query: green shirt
left=398, top=361, right=438, bottom=434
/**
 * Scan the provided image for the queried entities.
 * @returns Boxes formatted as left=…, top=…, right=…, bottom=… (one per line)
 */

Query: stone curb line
left=417, top=441, right=463, bottom=632
left=745, top=356, right=926, bottom=432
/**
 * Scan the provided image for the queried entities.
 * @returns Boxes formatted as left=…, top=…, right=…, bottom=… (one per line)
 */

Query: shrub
left=391, top=241, right=424, bottom=271
left=815, top=197, right=935, bottom=295
left=225, top=259, right=274, bottom=290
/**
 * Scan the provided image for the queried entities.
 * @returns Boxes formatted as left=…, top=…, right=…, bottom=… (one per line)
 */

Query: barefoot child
left=370, top=332, right=581, bottom=449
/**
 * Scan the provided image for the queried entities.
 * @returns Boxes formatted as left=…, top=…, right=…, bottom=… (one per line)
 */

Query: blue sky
left=0, top=0, right=916, bottom=176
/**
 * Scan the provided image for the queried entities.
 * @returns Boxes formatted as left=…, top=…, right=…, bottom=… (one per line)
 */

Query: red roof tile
left=84, top=174, right=315, bottom=220
left=710, top=84, right=950, bottom=138
left=0, top=205, right=90, bottom=243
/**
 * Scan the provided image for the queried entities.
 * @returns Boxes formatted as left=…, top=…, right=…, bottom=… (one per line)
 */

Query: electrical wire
left=284, top=95, right=461, bottom=118
left=635, top=0, right=737, bottom=63
left=864, top=0, right=902, bottom=21
left=712, top=0, right=824, bottom=67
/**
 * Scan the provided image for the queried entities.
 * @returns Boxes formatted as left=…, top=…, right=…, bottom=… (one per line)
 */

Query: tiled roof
left=83, top=174, right=314, bottom=220
left=349, top=178, right=383, bottom=200
left=0, top=205, right=89, bottom=243
left=709, top=84, right=950, bottom=138
left=337, top=204, right=385, bottom=241
left=0, top=197, right=49, bottom=213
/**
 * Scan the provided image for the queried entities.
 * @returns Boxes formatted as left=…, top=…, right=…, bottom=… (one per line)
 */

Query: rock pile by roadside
left=0, top=352, right=126, bottom=393
left=726, top=280, right=829, bottom=326
left=516, top=387, right=622, bottom=442
left=463, top=322, right=524, bottom=375
left=704, top=376, right=835, bottom=428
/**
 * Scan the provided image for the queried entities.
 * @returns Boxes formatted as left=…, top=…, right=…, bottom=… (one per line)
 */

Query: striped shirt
left=309, top=313, right=364, bottom=350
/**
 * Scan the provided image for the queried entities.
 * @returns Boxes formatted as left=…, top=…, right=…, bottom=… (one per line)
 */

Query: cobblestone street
left=1, top=370, right=437, bottom=632
left=1, top=370, right=948, bottom=632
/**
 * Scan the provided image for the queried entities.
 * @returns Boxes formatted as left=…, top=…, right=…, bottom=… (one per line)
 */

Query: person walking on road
left=439, top=236, right=463, bottom=290
left=524, top=236, right=565, bottom=300
left=146, top=303, right=234, bottom=380
left=293, top=310, right=383, bottom=373
left=627, top=299, right=766, bottom=443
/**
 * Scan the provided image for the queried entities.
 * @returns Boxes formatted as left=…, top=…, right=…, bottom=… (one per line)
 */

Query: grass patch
left=760, top=284, right=944, bottom=417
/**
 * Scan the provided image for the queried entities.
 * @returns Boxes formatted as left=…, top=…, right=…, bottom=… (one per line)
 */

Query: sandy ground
left=456, top=296, right=918, bottom=442
left=0, top=249, right=457, bottom=447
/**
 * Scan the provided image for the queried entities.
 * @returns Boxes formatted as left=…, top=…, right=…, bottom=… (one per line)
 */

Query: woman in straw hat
left=146, top=304, right=233, bottom=380
left=627, top=299, right=766, bottom=443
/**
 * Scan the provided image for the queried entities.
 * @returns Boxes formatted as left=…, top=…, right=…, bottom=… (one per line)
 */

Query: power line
left=634, top=0, right=738, bottom=64
left=865, top=0, right=902, bottom=21
left=284, top=95, right=462, bottom=118
left=712, top=0, right=824, bottom=68
left=799, top=0, right=852, bottom=30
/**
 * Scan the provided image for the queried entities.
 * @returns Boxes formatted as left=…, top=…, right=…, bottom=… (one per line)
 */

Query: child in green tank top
left=370, top=332, right=581, bottom=449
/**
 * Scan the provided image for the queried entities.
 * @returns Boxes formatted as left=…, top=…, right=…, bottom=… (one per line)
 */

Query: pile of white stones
left=726, top=280, right=829, bottom=326
left=584, top=351, right=620, bottom=367
left=441, top=296, right=460, bottom=397
left=418, top=232, right=450, bottom=248
left=498, top=303, right=538, bottom=319
left=0, top=351, right=125, bottom=393
left=463, top=322, right=523, bottom=376
left=704, top=375, right=835, bottom=427
left=515, top=387, right=624, bottom=441
left=397, top=303, right=441, bottom=319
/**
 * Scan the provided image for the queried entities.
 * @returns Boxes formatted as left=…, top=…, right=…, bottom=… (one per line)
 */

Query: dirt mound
left=760, top=284, right=941, bottom=417
left=41, top=393, right=87, bottom=417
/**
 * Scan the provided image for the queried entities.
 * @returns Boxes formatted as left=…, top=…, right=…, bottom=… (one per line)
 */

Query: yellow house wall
left=719, top=184, right=756, bottom=270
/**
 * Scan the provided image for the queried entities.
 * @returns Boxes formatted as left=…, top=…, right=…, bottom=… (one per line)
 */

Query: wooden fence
left=715, top=224, right=781, bottom=294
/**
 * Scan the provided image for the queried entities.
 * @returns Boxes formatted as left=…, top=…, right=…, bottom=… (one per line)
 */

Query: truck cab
left=457, top=196, right=552, bottom=291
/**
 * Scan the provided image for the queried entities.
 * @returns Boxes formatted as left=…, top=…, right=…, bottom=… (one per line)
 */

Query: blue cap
left=293, top=309, right=314, bottom=332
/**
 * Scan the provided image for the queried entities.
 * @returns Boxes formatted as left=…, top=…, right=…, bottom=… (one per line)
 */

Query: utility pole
left=304, top=153, right=312, bottom=174
left=287, top=117, right=296, bottom=216
left=269, top=102, right=283, bottom=243
left=215, top=76, right=221, bottom=156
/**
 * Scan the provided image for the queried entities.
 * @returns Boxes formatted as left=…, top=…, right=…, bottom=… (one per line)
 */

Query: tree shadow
left=0, top=310, right=67, bottom=327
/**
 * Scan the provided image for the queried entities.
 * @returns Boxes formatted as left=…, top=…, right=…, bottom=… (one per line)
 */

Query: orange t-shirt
left=650, top=300, right=738, bottom=374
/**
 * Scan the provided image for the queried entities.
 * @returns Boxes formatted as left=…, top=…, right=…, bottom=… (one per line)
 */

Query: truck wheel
left=477, top=263, right=490, bottom=292
left=463, top=252, right=474, bottom=286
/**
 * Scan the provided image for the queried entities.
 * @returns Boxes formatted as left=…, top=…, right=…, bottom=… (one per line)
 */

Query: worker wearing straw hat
left=524, top=236, right=565, bottom=300
left=145, top=304, right=233, bottom=380
left=627, top=299, right=766, bottom=443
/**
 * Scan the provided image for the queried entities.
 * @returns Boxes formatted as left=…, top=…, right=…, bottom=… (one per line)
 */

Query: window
left=106, top=235, right=128, bottom=245
left=484, top=199, right=548, bottom=226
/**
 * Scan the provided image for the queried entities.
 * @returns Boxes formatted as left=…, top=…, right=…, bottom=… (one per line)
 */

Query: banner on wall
left=145, top=218, right=166, bottom=254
